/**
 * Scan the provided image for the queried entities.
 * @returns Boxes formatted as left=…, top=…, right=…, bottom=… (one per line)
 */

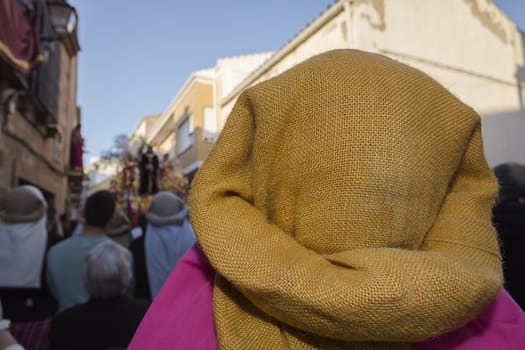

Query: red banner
left=0, top=0, right=43, bottom=74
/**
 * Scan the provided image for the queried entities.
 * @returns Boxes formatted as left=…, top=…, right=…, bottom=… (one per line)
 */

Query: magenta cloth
left=129, top=247, right=525, bottom=350
left=72, top=143, right=83, bottom=169
left=128, top=243, right=217, bottom=350
left=10, top=318, right=51, bottom=350
left=416, top=288, right=525, bottom=350
left=0, top=0, right=42, bottom=73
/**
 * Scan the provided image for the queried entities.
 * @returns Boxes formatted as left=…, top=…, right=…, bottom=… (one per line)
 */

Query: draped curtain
left=0, top=0, right=43, bottom=74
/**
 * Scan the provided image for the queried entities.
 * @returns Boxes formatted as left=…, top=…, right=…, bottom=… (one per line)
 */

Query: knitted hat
left=146, top=191, right=185, bottom=226
left=105, top=208, right=132, bottom=236
left=0, top=185, right=47, bottom=223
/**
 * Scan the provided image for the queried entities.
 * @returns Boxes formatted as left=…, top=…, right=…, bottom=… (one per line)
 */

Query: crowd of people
left=1, top=50, right=525, bottom=350
left=0, top=186, right=195, bottom=350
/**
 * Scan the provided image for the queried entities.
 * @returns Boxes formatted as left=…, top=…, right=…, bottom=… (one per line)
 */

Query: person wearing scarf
left=145, top=191, right=196, bottom=298
left=188, top=50, right=503, bottom=349
left=0, top=185, right=58, bottom=350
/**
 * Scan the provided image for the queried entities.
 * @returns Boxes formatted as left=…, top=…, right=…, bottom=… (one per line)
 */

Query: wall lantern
left=47, top=1, right=78, bottom=37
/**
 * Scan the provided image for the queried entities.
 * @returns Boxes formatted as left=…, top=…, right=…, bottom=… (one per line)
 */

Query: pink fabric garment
left=130, top=245, right=525, bottom=350
left=415, top=288, right=525, bottom=350
left=128, top=243, right=217, bottom=350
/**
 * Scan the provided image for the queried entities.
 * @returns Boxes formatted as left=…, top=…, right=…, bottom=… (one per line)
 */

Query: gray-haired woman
left=48, top=241, right=150, bottom=350
left=144, top=191, right=196, bottom=298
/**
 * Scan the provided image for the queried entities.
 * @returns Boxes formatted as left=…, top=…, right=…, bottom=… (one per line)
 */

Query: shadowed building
left=0, top=0, right=82, bottom=217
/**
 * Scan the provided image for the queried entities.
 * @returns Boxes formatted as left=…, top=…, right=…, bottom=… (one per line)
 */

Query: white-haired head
left=83, top=241, right=132, bottom=300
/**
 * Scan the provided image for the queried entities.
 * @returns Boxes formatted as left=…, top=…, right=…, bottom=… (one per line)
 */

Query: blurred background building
left=84, top=0, right=523, bottom=194
left=130, top=0, right=524, bottom=187
left=145, top=52, right=273, bottom=181
left=0, top=0, right=81, bottom=218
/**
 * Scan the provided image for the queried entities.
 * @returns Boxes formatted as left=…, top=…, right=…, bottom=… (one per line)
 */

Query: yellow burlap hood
left=190, top=50, right=503, bottom=349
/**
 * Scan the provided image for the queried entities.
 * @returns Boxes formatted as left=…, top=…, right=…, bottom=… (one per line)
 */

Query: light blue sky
left=69, top=0, right=525, bottom=163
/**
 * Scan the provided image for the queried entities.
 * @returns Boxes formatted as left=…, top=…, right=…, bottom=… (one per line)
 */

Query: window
left=203, top=107, right=217, bottom=143
left=177, top=116, right=193, bottom=154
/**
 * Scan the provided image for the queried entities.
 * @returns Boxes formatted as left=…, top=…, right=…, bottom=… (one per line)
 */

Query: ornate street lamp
left=47, top=1, right=78, bottom=37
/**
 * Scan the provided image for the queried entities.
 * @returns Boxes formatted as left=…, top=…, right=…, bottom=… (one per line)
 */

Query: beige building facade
left=145, top=53, right=272, bottom=178
left=146, top=69, right=215, bottom=178
left=127, top=113, right=161, bottom=157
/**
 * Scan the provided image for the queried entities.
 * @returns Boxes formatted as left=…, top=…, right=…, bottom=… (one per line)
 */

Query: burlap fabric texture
left=190, top=50, right=503, bottom=349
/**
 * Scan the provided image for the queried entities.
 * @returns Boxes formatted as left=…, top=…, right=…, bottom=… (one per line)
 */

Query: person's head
left=84, top=190, right=116, bottom=228
left=146, top=191, right=185, bottom=226
left=83, top=241, right=132, bottom=300
left=105, top=208, right=132, bottom=247
left=0, top=185, right=48, bottom=289
left=146, top=145, right=153, bottom=153
left=0, top=185, right=47, bottom=224
left=493, top=163, right=525, bottom=202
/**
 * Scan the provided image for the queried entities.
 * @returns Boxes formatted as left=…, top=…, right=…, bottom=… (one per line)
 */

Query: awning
left=0, top=0, right=43, bottom=74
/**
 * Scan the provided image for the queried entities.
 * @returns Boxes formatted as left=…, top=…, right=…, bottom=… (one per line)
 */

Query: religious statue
left=139, top=145, right=159, bottom=195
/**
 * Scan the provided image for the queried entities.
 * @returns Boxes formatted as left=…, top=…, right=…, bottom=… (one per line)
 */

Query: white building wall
left=356, top=0, right=525, bottom=166
left=263, top=14, right=349, bottom=79
left=216, top=53, right=273, bottom=98
left=85, top=158, right=119, bottom=191
left=221, top=0, right=525, bottom=167
left=215, top=53, right=274, bottom=127
left=222, top=11, right=349, bottom=118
